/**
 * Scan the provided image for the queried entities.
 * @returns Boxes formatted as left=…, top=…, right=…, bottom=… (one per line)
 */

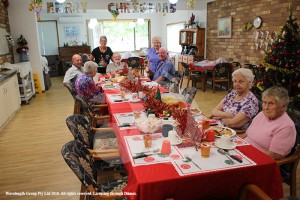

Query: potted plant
left=16, top=35, right=29, bottom=62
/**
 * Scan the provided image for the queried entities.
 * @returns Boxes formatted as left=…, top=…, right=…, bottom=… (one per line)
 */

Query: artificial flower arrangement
left=16, top=35, right=29, bottom=54
left=5, top=33, right=14, bottom=46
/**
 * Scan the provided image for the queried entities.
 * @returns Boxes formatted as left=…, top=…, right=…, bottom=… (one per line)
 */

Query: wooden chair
left=75, top=94, right=110, bottom=128
left=61, top=140, right=127, bottom=200
left=276, top=113, right=300, bottom=197
left=181, top=62, right=207, bottom=92
left=125, top=57, right=145, bottom=74
left=174, top=70, right=184, bottom=89
left=66, top=114, right=120, bottom=159
left=64, top=82, right=81, bottom=114
left=238, top=184, right=272, bottom=200
left=211, top=62, right=232, bottom=93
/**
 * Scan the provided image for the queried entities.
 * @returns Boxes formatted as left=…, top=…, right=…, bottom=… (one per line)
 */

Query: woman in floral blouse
left=211, top=68, right=259, bottom=129
left=75, top=61, right=105, bottom=104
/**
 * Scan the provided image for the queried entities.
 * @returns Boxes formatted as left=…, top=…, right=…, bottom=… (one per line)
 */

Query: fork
left=184, top=155, right=202, bottom=170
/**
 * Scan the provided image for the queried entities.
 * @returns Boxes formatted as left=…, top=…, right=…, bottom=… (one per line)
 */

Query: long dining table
left=101, top=79, right=283, bottom=200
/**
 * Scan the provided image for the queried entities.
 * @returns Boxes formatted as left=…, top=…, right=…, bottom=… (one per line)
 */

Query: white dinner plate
left=209, top=126, right=236, bottom=138
left=215, top=140, right=236, bottom=150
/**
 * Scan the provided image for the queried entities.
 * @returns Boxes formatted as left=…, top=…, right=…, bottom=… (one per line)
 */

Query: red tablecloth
left=104, top=88, right=283, bottom=200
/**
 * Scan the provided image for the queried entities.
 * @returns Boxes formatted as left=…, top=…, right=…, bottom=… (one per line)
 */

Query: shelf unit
left=179, top=28, right=205, bottom=60
left=18, top=72, right=34, bottom=103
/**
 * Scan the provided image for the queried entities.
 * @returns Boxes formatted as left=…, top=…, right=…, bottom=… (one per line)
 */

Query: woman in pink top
left=244, top=86, right=296, bottom=159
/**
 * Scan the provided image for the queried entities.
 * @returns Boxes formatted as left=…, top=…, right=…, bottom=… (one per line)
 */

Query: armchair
left=61, top=140, right=126, bottom=200
left=64, top=82, right=81, bottom=114
left=210, top=63, right=232, bottom=93
left=66, top=114, right=123, bottom=172
left=75, top=94, right=110, bottom=128
left=276, top=113, right=300, bottom=196
left=238, top=184, right=272, bottom=200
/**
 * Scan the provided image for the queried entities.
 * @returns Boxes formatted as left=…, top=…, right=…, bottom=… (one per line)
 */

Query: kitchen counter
left=0, top=68, right=17, bottom=84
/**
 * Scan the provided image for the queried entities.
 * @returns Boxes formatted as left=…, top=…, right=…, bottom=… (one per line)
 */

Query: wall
left=0, top=2, right=13, bottom=65
left=7, top=1, right=44, bottom=90
left=206, top=0, right=300, bottom=65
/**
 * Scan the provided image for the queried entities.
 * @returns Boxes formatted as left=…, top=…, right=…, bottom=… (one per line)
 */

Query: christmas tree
left=252, top=11, right=300, bottom=110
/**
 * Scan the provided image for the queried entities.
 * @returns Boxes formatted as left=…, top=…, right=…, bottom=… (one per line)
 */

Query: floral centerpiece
left=16, top=35, right=29, bottom=53
left=16, top=35, right=29, bottom=62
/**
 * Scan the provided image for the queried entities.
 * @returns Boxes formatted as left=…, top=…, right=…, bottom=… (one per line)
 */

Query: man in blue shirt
left=153, top=47, right=175, bottom=86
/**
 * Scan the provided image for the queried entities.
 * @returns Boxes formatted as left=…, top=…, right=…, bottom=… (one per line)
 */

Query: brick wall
left=206, top=0, right=300, bottom=65
left=0, top=2, right=13, bottom=65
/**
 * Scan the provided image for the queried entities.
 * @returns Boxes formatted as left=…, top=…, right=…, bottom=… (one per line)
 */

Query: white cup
left=132, top=93, right=138, bottom=100
left=168, top=130, right=181, bottom=145
left=138, top=91, right=144, bottom=99
left=219, top=135, right=232, bottom=148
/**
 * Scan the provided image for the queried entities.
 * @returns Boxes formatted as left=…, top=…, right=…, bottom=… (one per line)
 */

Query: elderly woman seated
left=243, top=86, right=297, bottom=159
left=211, top=68, right=259, bottom=129
left=106, top=53, right=126, bottom=74
left=75, top=61, right=105, bottom=104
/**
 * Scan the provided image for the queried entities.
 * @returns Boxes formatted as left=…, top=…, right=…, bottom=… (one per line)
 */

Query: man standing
left=153, top=47, right=175, bottom=86
left=63, top=54, right=83, bottom=84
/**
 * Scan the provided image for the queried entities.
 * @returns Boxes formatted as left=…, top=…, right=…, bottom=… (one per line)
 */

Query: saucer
left=215, top=140, right=236, bottom=150
left=168, top=137, right=183, bottom=146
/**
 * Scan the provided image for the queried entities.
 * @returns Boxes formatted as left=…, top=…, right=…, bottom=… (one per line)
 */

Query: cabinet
left=179, top=28, right=205, bottom=59
left=0, top=74, right=21, bottom=129
left=18, top=72, right=34, bottom=103
left=58, top=46, right=91, bottom=75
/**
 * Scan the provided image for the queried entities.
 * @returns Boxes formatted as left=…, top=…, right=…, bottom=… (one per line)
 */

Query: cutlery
left=184, top=155, right=201, bottom=170
left=224, top=149, right=243, bottom=163
left=119, top=123, right=134, bottom=127
left=133, top=149, right=160, bottom=159
left=217, top=149, right=234, bottom=165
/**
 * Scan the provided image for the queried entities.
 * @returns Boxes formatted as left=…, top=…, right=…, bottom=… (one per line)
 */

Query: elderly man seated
left=63, top=54, right=83, bottom=84
left=106, top=53, right=126, bottom=74
left=153, top=47, right=175, bottom=86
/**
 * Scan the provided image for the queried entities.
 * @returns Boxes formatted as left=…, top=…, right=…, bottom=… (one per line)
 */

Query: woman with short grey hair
left=146, top=36, right=162, bottom=80
left=211, top=68, right=259, bottom=129
left=75, top=61, right=105, bottom=104
left=232, top=68, right=255, bottom=89
left=244, top=86, right=296, bottom=159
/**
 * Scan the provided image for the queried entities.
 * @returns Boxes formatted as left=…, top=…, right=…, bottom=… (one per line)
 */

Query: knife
left=133, top=153, right=156, bottom=159
left=230, top=155, right=243, bottom=163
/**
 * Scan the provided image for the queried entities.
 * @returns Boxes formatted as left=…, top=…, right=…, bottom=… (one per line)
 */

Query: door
left=37, top=21, right=59, bottom=55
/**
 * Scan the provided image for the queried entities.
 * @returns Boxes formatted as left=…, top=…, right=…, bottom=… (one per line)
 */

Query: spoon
left=217, top=149, right=234, bottom=165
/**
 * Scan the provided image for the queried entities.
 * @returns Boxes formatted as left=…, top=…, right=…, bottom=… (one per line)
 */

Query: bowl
left=135, top=118, right=162, bottom=134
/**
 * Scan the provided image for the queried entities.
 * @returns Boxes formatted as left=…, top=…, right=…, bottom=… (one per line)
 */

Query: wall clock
left=253, top=16, right=262, bottom=29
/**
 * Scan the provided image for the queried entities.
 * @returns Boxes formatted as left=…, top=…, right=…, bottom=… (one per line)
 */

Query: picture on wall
left=218, top=16, right=232, bottom=38
left=65, top=26, right=80, bottom=38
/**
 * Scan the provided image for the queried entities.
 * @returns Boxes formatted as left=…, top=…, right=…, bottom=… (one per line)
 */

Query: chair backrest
left=66, top=114, right=93, bottom=149
left=181, top=62, right=190, bottom=76
left=61, top=140, right=98, bottom=191
left=181, top=87, right=197, bottom=104
left=213, top=63, right=231, bottom=80
left=168, top=77, right=181, bottom=93
left=126, top=57, right=141, bottom=69
left=64, top=82, right=77, bottom=100
left=75, top=94, right=96, bottom=121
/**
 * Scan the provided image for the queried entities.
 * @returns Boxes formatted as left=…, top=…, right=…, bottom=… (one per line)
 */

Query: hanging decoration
left=187, top=0, right=195, bottom=9
left=108, top=3, right=120, bottom=21
left=29, top=0, right=43, bottom=21
left=107, top=2, right=176, bottom=14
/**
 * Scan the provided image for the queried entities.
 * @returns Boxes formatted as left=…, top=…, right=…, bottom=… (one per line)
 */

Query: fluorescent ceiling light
left=169, top=0, right=178, bottom=3
left=137, top=18, right=144, bottom=25
left=88, top=18, right=98, bottom=29
left=56, top=0, right=66, bottom=3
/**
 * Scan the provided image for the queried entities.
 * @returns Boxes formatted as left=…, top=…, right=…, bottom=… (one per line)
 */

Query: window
left=90, top=20, right=149, bottom=52
left=167, top=22, right=185, bottom=53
